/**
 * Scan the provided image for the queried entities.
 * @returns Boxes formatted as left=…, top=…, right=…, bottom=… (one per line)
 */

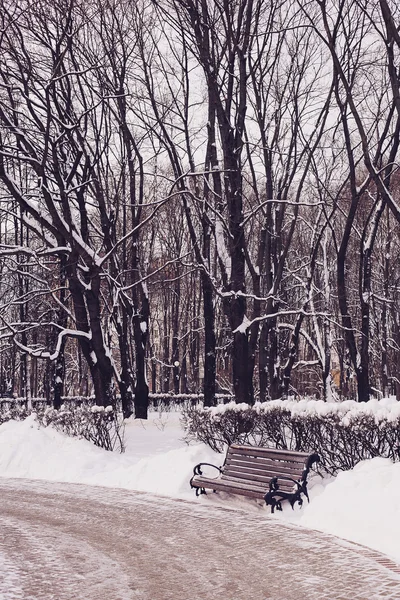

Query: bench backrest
left=221, top=444, right=311, bottom=487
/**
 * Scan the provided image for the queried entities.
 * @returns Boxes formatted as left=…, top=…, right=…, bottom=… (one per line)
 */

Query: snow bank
left=293, top=457, right=400, bottom=562
left=0, top=413, right=217, bottom=498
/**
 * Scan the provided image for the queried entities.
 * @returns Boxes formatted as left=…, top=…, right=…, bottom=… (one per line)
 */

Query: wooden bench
left=190, top=444, right=320, bottom=513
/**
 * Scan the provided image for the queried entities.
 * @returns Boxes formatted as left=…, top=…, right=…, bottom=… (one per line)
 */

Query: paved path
left=0, top=478, right=399, bottom=600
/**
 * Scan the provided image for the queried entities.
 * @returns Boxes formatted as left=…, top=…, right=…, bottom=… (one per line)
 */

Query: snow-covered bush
left=181, top=398, right=400, bottom=474
left=37, top=403, right=125, bottom=452
left=0, top=398, right=125, bottom=452
left=0, top=400, right=29, bottom=424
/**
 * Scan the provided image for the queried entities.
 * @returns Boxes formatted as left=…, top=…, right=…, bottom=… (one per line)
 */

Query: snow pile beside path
left=0, top=413, right=218, bottom=498
left=293, top=457, right=400, bottom=562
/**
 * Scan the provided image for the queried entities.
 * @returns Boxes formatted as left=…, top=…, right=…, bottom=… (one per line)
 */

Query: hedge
left=181, top=398, right=400, bottom=474
left=0, top=399, right=125, bottom=452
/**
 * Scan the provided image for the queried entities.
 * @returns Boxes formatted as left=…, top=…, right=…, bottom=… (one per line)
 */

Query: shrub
left=0, top=400, right=30, bottom=425
left=0, top=398, right=125, bottom=452
left=181, top=398, right=400, bottom=474
left=37, top=403, right=125, bottom=452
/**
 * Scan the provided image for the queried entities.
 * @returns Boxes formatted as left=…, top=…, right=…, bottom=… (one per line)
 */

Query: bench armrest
left=192, top=462, right=222, bottom=478
left=265, top=474, right=311, bottom=513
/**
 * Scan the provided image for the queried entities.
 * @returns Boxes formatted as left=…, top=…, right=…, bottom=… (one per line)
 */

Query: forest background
left=0, top=0, right=400, bottom=419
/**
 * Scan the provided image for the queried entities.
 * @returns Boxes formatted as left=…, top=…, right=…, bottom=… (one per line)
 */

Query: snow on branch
left=14, top=328, right=92, bottom=361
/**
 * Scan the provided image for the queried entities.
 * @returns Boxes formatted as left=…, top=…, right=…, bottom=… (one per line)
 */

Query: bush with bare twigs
left=0, top=398, right=125, bottom=452
left=181, top=400, right=400, bottom=475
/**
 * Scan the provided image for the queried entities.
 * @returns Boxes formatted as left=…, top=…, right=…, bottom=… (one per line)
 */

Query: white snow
left=233, top=315, right=252, bottom=334
left=0, top=413, right=216, bottom=498
left=0, top=408, right=400, bottom=564
left=293, top=457, right=400, bottom=562
left=206, top=395, right=400, bottom=422
left=215, top=218, right=231, bottom=276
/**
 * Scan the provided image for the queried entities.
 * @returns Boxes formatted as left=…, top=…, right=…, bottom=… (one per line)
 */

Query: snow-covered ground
left=1, top=409, right=399, bottom=564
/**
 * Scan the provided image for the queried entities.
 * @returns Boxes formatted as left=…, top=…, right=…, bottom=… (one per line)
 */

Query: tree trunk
left=133, top=291, right=149, bottom=420
left=171, top=277, right=180, bottom=395
left=202, top=272, right=216, bottom=407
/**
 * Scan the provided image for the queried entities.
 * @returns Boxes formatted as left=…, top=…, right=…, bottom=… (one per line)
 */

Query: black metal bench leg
left=264, top=494, right=282, bottom=513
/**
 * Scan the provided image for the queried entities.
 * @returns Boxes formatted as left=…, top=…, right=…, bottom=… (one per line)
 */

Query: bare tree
left=298, top=0, right=400, bottom=401
left=0, top=0, right=153, bottom=414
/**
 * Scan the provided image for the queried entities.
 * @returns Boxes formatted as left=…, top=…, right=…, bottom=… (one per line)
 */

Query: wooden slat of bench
left=229, top=444, right=310, bottom=457
left=225, top=456, right=305, bottom=477
left=191, top=475, right=267, bottom=499
left=193, top=474, right=266, bottom=491
left=223, top=466, right=301, bottom=485
left=223, top=467, right=302, bottom=481
left=224, top=464, right=303, bottom=482
left=221, top=474, right=295, bottom=492
left=227, top=453, right=305, bottom=468
left=228, top=444, right=310, bottom=462
left=192, top=474, right=295, bottom=498
left=226, top=446, right=309, bottom=464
